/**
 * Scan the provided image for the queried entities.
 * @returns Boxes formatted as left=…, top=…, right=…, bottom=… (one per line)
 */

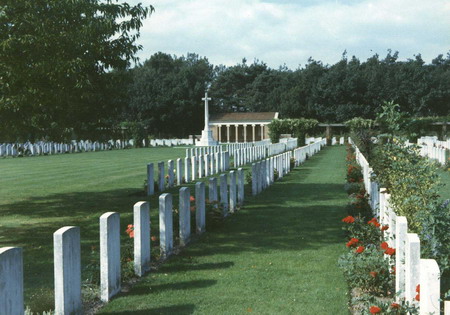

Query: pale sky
left=128, top=0, right=450, bottom=69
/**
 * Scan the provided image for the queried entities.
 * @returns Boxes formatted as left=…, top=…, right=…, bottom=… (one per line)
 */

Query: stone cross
left=202, top=92, right=212, bottom=132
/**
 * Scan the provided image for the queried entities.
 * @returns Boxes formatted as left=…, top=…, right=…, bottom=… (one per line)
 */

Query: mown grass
left=0, top=147, right=192, bottom=311
left=97, top=146, right=350, bottom=314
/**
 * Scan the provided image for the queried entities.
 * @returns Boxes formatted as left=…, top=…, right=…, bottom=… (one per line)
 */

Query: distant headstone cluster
left=416, top=136, right=450, bottom=165
left=0, top=138, right=195, bottom=158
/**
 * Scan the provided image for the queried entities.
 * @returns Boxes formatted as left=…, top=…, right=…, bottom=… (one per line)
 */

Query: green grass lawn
left=97, top=146, right=349, bottom=315
left=0, top=147, right=192, bottom=311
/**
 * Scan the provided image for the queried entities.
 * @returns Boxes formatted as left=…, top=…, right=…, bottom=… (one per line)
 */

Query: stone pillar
left=226, top=125, right=230, bottom=143
left=270, top=157, right=274, bottom=183
left=220, top=174, right=228, bottom=217
left=159, top=193, right=173, bottom=258
left=420, top=259, right=440, bottom=314
left=54, top=226, right=82, bottom=315
left=395, top=216, right=408, bottom=301
left=191, top=156, right=197, bottom=181
left=158, top=161, right=165, bottom=192
left=224, top=151, right=230, bottom=170
left=237, top=168, right=245, bottom=205
left=209, top=177, right=218, bottom=205
left=210, top=153, right=215, bottom=175
left=252, top=163, right=257, bottom=196
left=195, top=182, right=206, bottom=234
left=235, top=149, right=240, bottom=168
left=405, top=233, right=420, bottom=305
left=203, top=154, right=209, bottom=177
left=133, top=202, right=150, bottom=277
left=179, top=187, right=191, bottom=246
left=252, top=124, right=256, bottom=142
left=260, top=124, right=264, bottom=140
left=229, top=171, right=237, bottom=212
left=0, top=247, right=23, bottom=315
left=100, top=212, right=121, bottom=302
left=235, top=125, right=239, bottom=143
left=215, top=152, right=220, bottom=173
left=176, top=158, right=183, bottom=185
left=198, top=155, right=204, bottom=178
left=257, top=162, right=262, bottom=193
left=147, top=163, right=154, bottom=196
left=185, top=157, right=191, bottom=183
left=168, top=160, right=175, bottom=187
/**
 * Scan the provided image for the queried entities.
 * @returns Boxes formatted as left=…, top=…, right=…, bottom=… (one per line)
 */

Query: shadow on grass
left=1, top=147, right=350, bottom=309
left=125, top=279, right=217, bottom=296
left=100, top=304, right=195, bottom=315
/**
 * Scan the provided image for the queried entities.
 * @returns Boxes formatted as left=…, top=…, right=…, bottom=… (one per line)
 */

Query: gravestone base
left=196, top=130, right=218, bottom=147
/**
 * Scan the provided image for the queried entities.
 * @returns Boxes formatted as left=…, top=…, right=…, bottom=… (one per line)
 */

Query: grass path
left=98, top=146, right=350, bottom=315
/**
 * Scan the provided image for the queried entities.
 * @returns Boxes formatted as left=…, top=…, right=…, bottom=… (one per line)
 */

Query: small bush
left=344, top=182, right=363, bottom=195
left=338, top=246, right=393, bottom=296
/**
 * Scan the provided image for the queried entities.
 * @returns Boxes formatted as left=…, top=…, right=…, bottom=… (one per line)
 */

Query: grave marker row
left=351, top=139, right=444, bottom=314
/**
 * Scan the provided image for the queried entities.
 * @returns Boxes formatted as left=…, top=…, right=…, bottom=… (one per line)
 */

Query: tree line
left=1, top=0, right=449, bottom=142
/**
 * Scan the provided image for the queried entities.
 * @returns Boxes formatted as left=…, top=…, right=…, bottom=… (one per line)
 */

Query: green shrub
left=338, top=246, right=393, bottom=296
left=344, top=182, right=363, bottom=195
left=345, top=117, right=374, bottom=131
left=418, top=199, right=450, bottom=274
left=372, top=140, right=440, bottom=231
left=268, top=118, right=318, bottom=144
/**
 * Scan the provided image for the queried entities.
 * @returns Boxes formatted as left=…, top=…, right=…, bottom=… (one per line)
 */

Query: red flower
left=190, top=196, right=195, bottom=202
left=416, top=284, right=420, bottom=293
left=356, top=246, right=365, bottom=253
left=391, top=303, right=400, bottom=309
left=380, top=242, right=389, bottom=250
left=415, top=294, right=420, bottom=301
left=391, top=266, right=396, bottom=274
left=342, top=216, right=355, bottom=223
left=369, top=271, right=378, bottom=278
left=381, top=225, right=389, bottom=231
left=346, top=238, right=359, bottom=247
left=385, top=247, right=396, bottom=256
left=369, top=306, right=382, bottom=314
left=368, top=218, right=380, bottom=227
left=125, top=224, right=134, bottom=237
left=151, top=236, right=157, bottom=242
left=190, top=206, right=196, bottom=212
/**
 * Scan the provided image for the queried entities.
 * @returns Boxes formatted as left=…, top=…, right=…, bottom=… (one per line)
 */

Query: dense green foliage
left=345, top=118, right=375, bottom=132
left=125, top=53, right=214, bottom=137
left=350, top=103, right=450, bottom=277
left=267, top=118, right=318, bottom=145
left=0, top=0, right=153, bottom=141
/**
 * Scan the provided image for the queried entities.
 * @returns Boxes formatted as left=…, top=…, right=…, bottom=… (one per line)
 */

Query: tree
left=0, top=0, right=153, bottom=141
left=127, top=52, right=214, bottom=137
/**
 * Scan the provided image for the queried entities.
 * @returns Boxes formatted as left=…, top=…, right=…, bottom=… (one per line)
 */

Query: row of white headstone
left=0, top=138, right=197, bottom=158
left=351, top=139, right=446, bottom=315
left=330, top=137, right=346, bottom=145
left=0, top=140, right=120, bottom=157
left=0, top=167, right=246, bottom=315
left=149, top=138, right=193, bottom=147
left=417, top=136, right=450, bottom=150
left=186, top=140, right=277, bottom=159
left=146, top=152, right=232, bottom=195
left=251, top=139, right=326, bottom=196
left=418, top=144, right=448, bottom=165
